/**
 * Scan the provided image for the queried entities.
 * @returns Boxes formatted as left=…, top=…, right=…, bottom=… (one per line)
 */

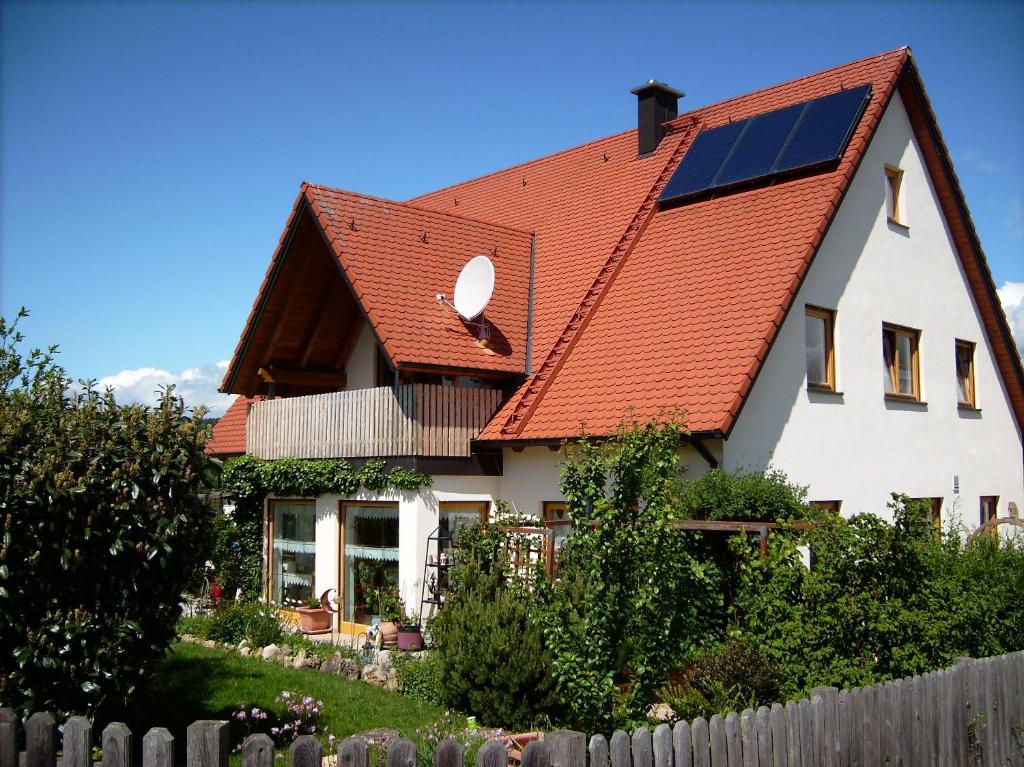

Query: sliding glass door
left=341, top=502, right=399, bottom=623
left=269, top=500, right=316, bottom=606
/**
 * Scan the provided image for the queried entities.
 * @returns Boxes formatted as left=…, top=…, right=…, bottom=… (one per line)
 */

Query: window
left=439, top=501, right=488, bottom=555
left=805, top=306, right=836, bottom=390
left=812, top=500, right=842, bottom=515
left=912, top=497, right=943, bottom=533
left=341, top=502, right=399, bottom=623
left=883, top=324, right=920, bottom=399
left=885, top=165, right=904, bottom=225
left=269, top=500, right=316, bottom=607
left=955, top=340, right=976, bottom=407
left=544, top=501, right=573, bottom=550
left=980, top=496, right=999, bottom=526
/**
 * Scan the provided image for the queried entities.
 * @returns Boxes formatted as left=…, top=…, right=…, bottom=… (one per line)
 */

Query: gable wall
left=725, top=91, right=1024, bottom=524
left=346, top=318, right=378, bottom=390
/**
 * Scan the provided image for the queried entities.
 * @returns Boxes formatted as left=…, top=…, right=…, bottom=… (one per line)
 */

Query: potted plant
left=396, top=611, right=423, bottom=651
left=375, top=587, right=402, bottom=649
left=296, top=595, right=331, bottom=635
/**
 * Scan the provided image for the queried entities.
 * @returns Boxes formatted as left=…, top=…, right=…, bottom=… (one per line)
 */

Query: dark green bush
left=392, top=651, right=445, bottom=706
left=736, top=494, right=1024, bottom=696
left=431, top=565, right=560, bottom=730
left=0, top=310, right=217, bottom=718
left=659, top=638, right=783, bottom=720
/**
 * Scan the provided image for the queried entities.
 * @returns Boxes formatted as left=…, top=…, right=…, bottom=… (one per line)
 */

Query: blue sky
left=2, top=0, right=1022, bottom=416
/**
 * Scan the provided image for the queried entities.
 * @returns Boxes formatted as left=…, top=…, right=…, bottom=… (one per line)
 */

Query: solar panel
left=659, top=120, right=746, bottom=201
left=716, top=102, right=804, bottom=187
left=775, top=84, right=872, bottom=173
left=659, top=83, right=872, bottom=205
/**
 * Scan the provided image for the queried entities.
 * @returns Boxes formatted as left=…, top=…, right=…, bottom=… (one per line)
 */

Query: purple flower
left=236, top=711, right=247, bottom=721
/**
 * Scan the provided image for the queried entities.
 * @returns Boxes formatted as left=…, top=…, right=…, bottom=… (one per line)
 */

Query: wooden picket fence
left=2, top=651, right=1022, bottom=767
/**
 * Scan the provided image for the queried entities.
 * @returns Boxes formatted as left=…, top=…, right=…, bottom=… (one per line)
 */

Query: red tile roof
left=223, top=47, right=1024, bottom=449
left=304, top=187, right=534, bottom=373
left=206, top=395, right=258, bottom=456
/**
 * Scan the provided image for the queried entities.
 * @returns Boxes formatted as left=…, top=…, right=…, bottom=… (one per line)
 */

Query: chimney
left=631, top=80, right=684, bottom=157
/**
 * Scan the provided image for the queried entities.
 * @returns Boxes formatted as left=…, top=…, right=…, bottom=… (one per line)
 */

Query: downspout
left=687, top=435, right=719, bottom=470
left=525, top=233, right=536, bottom=375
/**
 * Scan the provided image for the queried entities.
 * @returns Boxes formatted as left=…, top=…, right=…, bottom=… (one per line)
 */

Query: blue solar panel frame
left=659, top=83, right=872, bottom=206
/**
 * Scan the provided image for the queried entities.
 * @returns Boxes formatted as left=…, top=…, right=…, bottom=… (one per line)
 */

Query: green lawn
left=124, top=643, right=445, bottom=751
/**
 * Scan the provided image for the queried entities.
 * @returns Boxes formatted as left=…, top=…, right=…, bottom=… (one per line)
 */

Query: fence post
left=609, top=731, right=630, bottom=767
left=102, top=722, right=132, bottom=767
left=241, top=734, right=275, bottom=767
left=0, top=709, right=16, bottom=767
left=63, top=717, right=92, bottom=767
left=337, top=737, right=369, bottom=767
left=810, top=686, right=839, bottom=767
left=548, top=731, right=585, bottom=767
left=142, top=729, right=174, bottom=767
left=26, top=712, right=56, bottom=767
left=434, top=737, right=465, bottom=767
left=588, top=736, right=608, bottom=767
left=754, top=707, right=771, bottom=766
left=186, top=721, right=228, bottom=767
left=476, top=741, right=506, bottom=767
left=723, top=712, right=741, bottom=767
left=688, top=718, right=709, bottom=767
left=671, top=721, right=692, bottom=767
left=387, top=739, right=417, bottom=767
left=632, top=728, right=653, bottom=767
left=652, top=724, right=672, bottom=767
left=739, top=709, right=756, bottom=767
left=782, top=703, right=800, bottom=767
left=521, top=740, right=551, bottom=767
left=769, top=703, right=787, bottom=765
left=289, top=735, right=321, bottom=767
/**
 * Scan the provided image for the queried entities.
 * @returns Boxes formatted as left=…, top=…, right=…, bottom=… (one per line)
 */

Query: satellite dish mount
left=436, top=255, right=495, bottom=340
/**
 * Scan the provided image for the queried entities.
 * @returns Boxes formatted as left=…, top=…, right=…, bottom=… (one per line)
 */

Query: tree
left=0, top=310, right=217, bottom=717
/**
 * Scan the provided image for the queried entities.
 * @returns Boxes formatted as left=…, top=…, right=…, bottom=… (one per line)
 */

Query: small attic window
left=885, top=165, right=905, bottom=226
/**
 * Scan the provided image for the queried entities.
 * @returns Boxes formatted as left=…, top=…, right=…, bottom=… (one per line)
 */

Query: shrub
left=392, top=651, right=444, bottom=706
left=659, top=638, right=783, bottom=720
left=208, top=602, right=283, bottom=647
left=431, top=565, right=560, bottom=730
left=0, top=310, right=217, bottom=718
left=536, top=416, right=720, bottom=731
left=735, top=494, right=1024, bottom=696
left=176, top=614, right=214, bottom=639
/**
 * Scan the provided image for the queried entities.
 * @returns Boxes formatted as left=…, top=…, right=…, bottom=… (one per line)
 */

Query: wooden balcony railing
left=246, top=384, right=504, bottom=459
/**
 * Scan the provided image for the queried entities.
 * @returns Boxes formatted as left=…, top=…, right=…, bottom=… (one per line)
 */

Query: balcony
left=246, top=384, right=504, bottom=460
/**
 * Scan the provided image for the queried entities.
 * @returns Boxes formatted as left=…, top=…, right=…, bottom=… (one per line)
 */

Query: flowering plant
left=230, top=690, right=332, bottom=754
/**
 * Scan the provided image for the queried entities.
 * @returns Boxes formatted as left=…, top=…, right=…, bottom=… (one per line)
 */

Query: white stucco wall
left=346, top=319, right=379, bottom=391
left=724, top=91, right=1024, bottom=525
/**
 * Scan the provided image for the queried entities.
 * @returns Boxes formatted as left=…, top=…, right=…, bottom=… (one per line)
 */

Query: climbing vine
left=220, top=456, right=432, bottom=597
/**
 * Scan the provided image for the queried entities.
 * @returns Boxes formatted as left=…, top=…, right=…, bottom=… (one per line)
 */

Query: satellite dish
left=453, top=255, right=495, bottom=320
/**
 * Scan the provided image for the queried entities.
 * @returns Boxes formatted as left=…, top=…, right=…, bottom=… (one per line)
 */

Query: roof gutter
left=525, top=232, right=536, bottom=375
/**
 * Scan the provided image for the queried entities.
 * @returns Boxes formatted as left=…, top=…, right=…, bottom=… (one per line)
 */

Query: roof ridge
left=406, top=126, right=638, bottom=204
left=303, top=181, right=534, bottom=237
left=669, top=46, right=910, bottom=127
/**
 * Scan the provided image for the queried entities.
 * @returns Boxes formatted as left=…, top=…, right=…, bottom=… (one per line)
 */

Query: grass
left=118, top=642, right=445, bottom=757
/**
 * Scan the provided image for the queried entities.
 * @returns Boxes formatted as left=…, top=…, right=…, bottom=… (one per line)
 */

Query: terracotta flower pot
left=379, top=620, right=399, bottom=649
left=297, top=607, right=331, bottom=634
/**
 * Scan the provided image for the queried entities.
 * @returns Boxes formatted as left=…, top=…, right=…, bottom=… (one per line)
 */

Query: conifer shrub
left=430, top=564, right=560, bottom=730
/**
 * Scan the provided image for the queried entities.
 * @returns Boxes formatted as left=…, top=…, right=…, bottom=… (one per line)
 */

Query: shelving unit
left=419, top=526, right=454, bottom=629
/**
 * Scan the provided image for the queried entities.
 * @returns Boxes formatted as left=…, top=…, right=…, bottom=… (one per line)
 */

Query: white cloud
left=997, top=281, right=1024, bottom=358
left=960, top=149, right=1001, bottom=175
left=92, top=360, right=235, bottom=418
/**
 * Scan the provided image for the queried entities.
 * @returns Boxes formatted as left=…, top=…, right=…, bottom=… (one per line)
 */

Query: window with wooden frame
left=543, top=501, right=573, bottom=550
left=980, top=496, right=999, bottom=526
left=912, top=497, right=943, bottom=534
left=438, top=501, right=488, bottom=553
left=805, top=306, right=836, bottom=391
left=955, top=340, right=976, bottom=408
left=885, top=165, right=904, bottom=225
left=812, top=500, right=842, bottom=515
left=882, top=324, right=921, bottom=399
left=267, top=499, right=316, bottom=607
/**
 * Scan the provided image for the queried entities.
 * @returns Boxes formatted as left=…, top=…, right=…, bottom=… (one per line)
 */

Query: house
left=210, top=47, right=1024, bottom=627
